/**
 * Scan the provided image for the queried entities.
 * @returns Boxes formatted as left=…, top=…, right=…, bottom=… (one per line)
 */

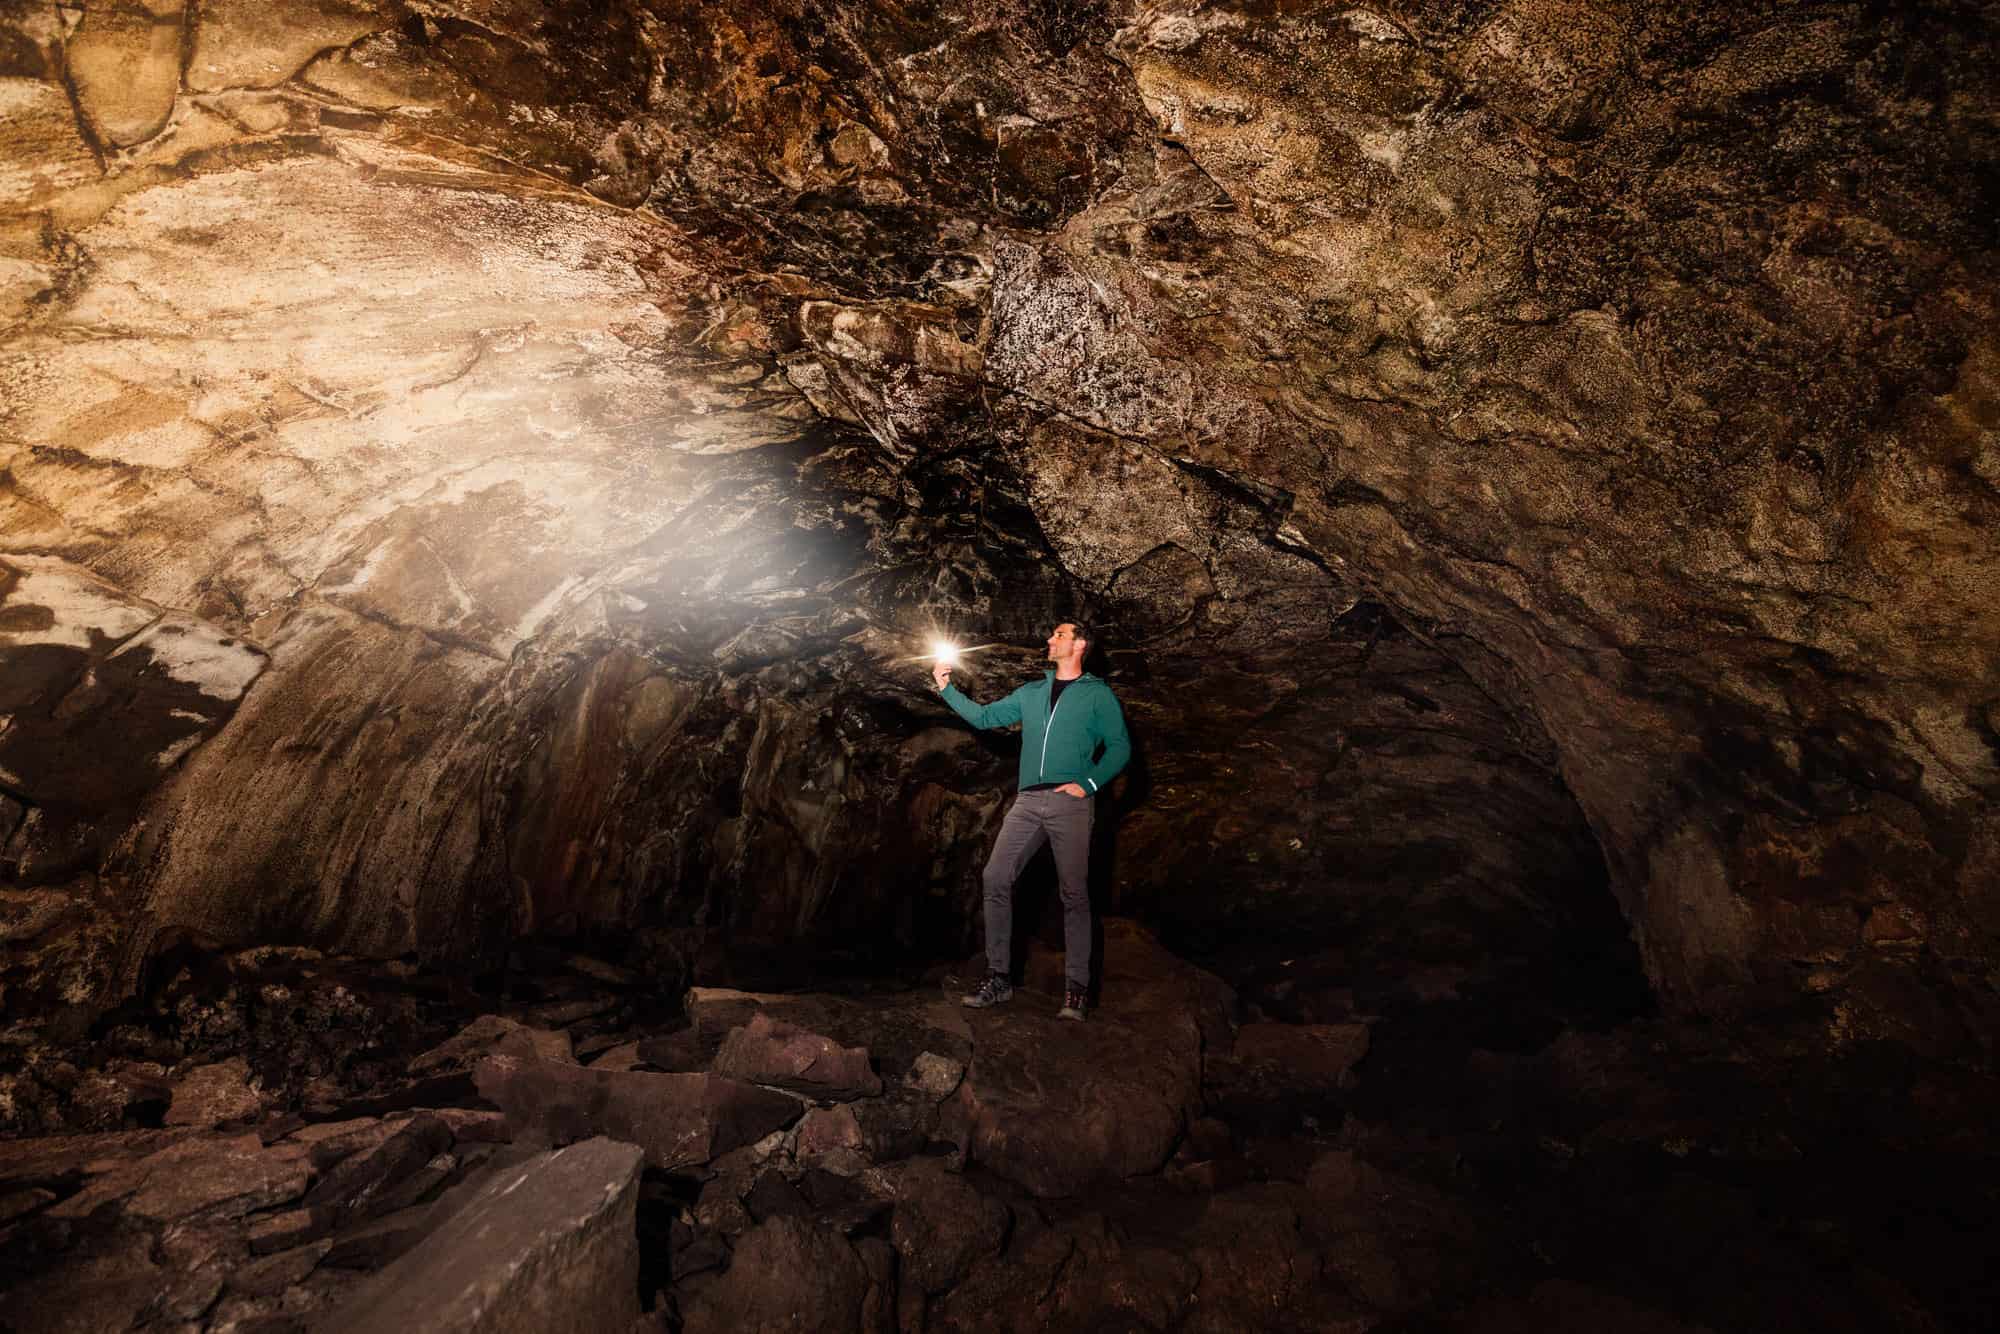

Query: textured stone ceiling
left=2, top=1, right=1996, bottom=1066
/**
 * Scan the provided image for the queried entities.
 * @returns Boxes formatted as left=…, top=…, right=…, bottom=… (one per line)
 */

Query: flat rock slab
left=319, top=1136, right=644, bottom=1334
left=474, top=1056, right=801, bottom=1171
left=712, top=1012, right=884, bottom=1100
left=48, top=1130, right=308, bottom=1225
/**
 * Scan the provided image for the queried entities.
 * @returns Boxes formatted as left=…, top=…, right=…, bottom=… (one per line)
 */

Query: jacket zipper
left=1039, top=683, right=1065, bottom=779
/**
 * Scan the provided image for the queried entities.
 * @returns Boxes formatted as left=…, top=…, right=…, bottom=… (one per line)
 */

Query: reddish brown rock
left=320, top=1137, right=644, bottom=1334
left=713, top=1012, right=884, bottom=1100
left=48, top=1131, right=309, bottom=1226
left=679, top=1214, right=876, bottom=1334
left=888, top=1158, right=1011, bottom=1295
left=473, top=1055, right=802, bottom=1171
left=164, top=1058, right=264, bottom=1128
left=943, top=925, right=1212, bottom=1197
left=408, top=1015, right=574, bottom=1077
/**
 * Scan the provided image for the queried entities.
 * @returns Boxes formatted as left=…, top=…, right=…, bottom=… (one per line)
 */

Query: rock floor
left=1, top=921, right=1995, bottom=1333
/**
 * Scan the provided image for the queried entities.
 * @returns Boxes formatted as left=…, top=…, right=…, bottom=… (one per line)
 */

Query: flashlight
left=931, top=639, right=960, bottom=667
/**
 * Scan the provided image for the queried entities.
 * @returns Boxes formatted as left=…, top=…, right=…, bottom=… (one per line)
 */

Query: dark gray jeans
left=982, top=788, right=1094, bottom=988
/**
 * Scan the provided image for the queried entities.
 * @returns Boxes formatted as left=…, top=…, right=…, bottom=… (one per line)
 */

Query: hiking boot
left=961, top=973, right=1013, bottom=1009
left=1058, top=985, right=1089, bottom=1022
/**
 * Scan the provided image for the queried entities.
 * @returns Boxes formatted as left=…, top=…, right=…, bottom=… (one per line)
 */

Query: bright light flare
left=931, top=638, right=960, bottom=667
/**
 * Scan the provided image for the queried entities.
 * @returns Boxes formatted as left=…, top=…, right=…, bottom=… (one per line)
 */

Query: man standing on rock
left=933, top=622, right=1131, bottom=1021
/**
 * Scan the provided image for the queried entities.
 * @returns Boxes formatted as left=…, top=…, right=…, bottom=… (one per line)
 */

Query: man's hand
left=932, top=662, right=951, bottom=690
left=1057, top=782, right=1087, bottom=798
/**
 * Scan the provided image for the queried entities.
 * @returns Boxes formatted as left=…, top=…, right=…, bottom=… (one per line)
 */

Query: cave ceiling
left=1, top=1, right=1996, bottom=1062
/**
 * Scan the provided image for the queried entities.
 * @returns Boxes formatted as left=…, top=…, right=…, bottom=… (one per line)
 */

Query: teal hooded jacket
left=939, top=672, right=1132, bottom=794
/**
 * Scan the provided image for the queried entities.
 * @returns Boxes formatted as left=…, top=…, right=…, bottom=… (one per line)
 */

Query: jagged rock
left=679, top=1215, right=877, bottom=1334
left=165, top=1058, right=264, bottom=1128
left=889, top=1158, right=1011, bottom=1295
left=905, top=1051, right=966, bottom=1099
left=713, top=1012, right=884, bottom=1100
left=304, top=1113, right=452, bottom=1225
left=473, top=1055, right=802, bottom=1171
left=48, top=1131, right=308, bottom=1226
left=408, top=1015, right=574, bottom=1078
left=795, top=1104, right=865, bottom=1167
left=319, top=1137, right=644, bottom=1334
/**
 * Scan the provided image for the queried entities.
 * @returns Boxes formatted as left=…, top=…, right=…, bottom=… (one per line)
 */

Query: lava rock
left=408, top=1015, right=574, bottom=1078
left=679, top=1214, right=877, bottom=1334
left=713, top=1012, right=884, bottom=1100
left=319, top=1137, right=645, bottom=1334
left=473, top=1055, right=803, bottom=1171
left=164, top=1058, right=264, bottom=1128
left=889, top=1158, right=1011, bottom=1295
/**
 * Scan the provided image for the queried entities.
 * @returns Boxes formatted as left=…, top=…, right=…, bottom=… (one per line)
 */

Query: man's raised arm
left=933, top=663, right=1026, bottom=730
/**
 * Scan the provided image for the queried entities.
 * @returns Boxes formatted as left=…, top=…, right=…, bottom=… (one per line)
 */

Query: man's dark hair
left=1069, top=620, right=1106, bottom=672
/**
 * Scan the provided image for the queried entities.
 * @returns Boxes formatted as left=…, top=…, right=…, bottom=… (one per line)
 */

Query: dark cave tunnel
left=2, top=2, right=1998, bottom=1332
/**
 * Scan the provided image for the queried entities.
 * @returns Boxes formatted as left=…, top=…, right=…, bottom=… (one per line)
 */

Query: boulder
left=320, top=1137, right=645, bottom=1334
left=889, top=1158, right=1010, bottom=1295
left=945, top=1009, right=1201, bottom=1198
left=794, top=1104, right=866, bottom=1171
left=408, top=1015, right=574, bottom=1077
left=905, top=1051, right=965, bottom=1099
left=679, top=1215, right=876, bottom=1334
left=473, top=1056, right=802, bottom=1171
left=713, top=1012, right=883, bottom=1100
left=164, top=1058, right=264, bottom=1128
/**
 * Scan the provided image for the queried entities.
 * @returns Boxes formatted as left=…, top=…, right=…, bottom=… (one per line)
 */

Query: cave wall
left=2, top=1, right=1996, bottom=1062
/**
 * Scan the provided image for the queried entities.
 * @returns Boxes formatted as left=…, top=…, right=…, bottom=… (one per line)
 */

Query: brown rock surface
left=473, top=1055, right=803, bottom=1171
left=888, top=1157, right=1011, bottom=1295
left=319, top=1136, right=644, bottom=1334
left=679, top=1214, right=877, bottom=1334
left=164, top=1057, right=263, bottom=1128
left=713, top=1011, right=885, bottom=1100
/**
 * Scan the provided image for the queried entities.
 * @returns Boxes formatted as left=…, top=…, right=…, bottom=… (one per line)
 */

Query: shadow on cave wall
left=1001, top=599, right=1652, bottom=1048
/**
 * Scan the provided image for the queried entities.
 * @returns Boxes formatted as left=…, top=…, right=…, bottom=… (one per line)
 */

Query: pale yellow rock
left=65, top=5, right=185, bottom=148
left=185, top=0, right=390, bottom=93
left=0, top=78, right=97, bottom=207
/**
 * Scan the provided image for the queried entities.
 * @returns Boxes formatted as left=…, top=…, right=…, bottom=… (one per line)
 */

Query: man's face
left=1046, top=624, right=1081, bottom=661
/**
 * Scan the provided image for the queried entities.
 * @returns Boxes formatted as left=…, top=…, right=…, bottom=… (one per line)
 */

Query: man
left=932, top=622, right=1131, bottom=1021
